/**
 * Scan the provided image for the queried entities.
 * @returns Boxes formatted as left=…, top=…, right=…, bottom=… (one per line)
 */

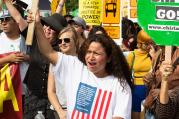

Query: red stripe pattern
left=71, top=83, right=112, bottom=119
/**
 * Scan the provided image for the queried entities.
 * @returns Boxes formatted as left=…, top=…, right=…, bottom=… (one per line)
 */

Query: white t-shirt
left=52, top=52, right=132, bottom=119
left=0, top=32, right=29, bottom=94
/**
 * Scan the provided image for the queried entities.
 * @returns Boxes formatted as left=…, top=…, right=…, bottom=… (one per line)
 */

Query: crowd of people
left=0, top=0, right=179, bottom=119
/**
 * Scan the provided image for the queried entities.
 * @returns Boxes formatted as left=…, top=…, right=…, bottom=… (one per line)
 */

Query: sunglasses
left=0, top=17, right=12, bottom=23
left=57, top=38, right=71, bottom=44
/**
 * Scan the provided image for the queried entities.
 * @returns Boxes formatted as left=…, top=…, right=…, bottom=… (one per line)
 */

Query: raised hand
left=26, top=10, right=41, bottom=24
left=159, top=60, right=173, bottom=78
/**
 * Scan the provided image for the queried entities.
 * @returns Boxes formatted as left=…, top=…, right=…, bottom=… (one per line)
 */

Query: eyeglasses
left=57, top=38, right=71, bottom=44
left=0, top=17, right=12, bottom=23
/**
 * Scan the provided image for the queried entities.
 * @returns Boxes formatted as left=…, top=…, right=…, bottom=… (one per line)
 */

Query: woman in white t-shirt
left=48, top=26, right=80, bottom=119
left=34, top=11, right=132, bottom=119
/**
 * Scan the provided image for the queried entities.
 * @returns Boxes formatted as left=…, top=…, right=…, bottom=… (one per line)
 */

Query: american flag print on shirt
left=71, top=82, right=112, bottom=119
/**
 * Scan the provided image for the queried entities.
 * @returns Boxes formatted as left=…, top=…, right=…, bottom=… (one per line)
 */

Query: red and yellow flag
left=0, top=53, right=22, bottom=119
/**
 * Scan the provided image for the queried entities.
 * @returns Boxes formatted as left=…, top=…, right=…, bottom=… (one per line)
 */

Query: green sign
left=137, top=0, right=179, bottom=46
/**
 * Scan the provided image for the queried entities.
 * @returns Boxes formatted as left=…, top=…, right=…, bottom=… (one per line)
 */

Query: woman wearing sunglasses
left=34, top=11, right=132, bottom=119
left=48, top=26, right=80, bottom=119
left=57, top=27, right=80, bottom=55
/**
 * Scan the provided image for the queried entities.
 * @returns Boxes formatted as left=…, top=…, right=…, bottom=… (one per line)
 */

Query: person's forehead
left=60, top=31, right=73, bottom=38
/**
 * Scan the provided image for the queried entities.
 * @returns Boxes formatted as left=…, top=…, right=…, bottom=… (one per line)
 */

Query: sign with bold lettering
left=79, top=0, right=102, bottom=25
left=138, top=0, right=179, bottom=45
left=0, top=53, right=22, bottom=119
left=156, top=6, right=179, bottom=21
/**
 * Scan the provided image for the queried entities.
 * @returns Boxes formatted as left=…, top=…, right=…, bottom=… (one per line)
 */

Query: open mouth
left=87, top=61, right=97, bottom=68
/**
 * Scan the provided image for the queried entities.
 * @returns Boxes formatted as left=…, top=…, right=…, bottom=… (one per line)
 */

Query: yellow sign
left=102, top=0, right=120, bottom=24
left=79, top=0, right=102, bottom=25
left=122, top=1, right=128, bottom=17
left=130, top=8, right=137, bottom=18
left=103, top=26, right=120, bottom=39
left=130, top=0, right=137, bottom=7
left=129, top=0, right=137, bottom=20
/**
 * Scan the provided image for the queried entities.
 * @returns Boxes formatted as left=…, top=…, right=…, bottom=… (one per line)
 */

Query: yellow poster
left=122, top=0, right=128, bottom=17
left=130, top=8, right=137, bottom=18
left=129, top=0, right=137, bottom=20
left=79, top=0, right=102, bottom=25
left=130, top=0, right=137, bottom=7
left=103, top=26, right=120, bottom=39
left=102, top=0, right=120, bottom=24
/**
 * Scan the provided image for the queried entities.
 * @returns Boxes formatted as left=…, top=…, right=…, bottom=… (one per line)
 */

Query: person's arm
left=55, top=0, right=66, bottom=14
left=47, top=68, right=66, bottom=119
left=159, top=61, right=173, bottom=104
left=33, top=11, right=58, bottom=65
left=4, top=0, right=28, bottom=31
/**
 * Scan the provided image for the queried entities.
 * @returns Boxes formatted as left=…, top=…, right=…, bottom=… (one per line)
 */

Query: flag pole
left=25, top=0, right=39, bottom=45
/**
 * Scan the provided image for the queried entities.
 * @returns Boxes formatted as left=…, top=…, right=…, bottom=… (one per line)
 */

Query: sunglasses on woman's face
left=57, top=38, right=71, bottom=44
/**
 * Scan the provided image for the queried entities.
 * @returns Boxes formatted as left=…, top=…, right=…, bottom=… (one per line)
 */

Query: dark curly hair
left=78, top=34, right=133, bottom=89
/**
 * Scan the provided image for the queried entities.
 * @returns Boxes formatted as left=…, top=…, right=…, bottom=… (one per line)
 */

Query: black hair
left=122, top=17, right=139, bottom=51
left=88, top=25, right=108, bottom=38
left=78, top=34, right=133, bottom=89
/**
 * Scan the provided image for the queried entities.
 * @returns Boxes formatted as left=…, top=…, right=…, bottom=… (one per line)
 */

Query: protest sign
left=129, top=0, right=137, bottom=21
left=102, top=0, right=120, bottom=24
left=138, top=0, right=179, bottom=46
left=79, top=0, right=102, bottom=25
left=103, top=26, right=120, bottom=39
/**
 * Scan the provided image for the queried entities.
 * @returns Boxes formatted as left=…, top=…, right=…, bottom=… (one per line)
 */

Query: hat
left=69, top=16, right=86, bottom=29
left=41, top=13, right=68, bottom=32
left=14, top=0, right=28, bottom=10
left=0, top=10, right=11, bottom=19
left=137, top=30, right=151, bottom=43
left=13, top=3, right=25, bottom=17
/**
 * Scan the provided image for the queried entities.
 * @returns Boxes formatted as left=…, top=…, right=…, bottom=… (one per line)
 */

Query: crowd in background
left=0, top=0, right=179, bottom=119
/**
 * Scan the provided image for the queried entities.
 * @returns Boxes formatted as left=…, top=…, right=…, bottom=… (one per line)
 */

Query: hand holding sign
left=25, top=0, right=39, bottom=45
left=137, top=0, right=179, bottom=105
